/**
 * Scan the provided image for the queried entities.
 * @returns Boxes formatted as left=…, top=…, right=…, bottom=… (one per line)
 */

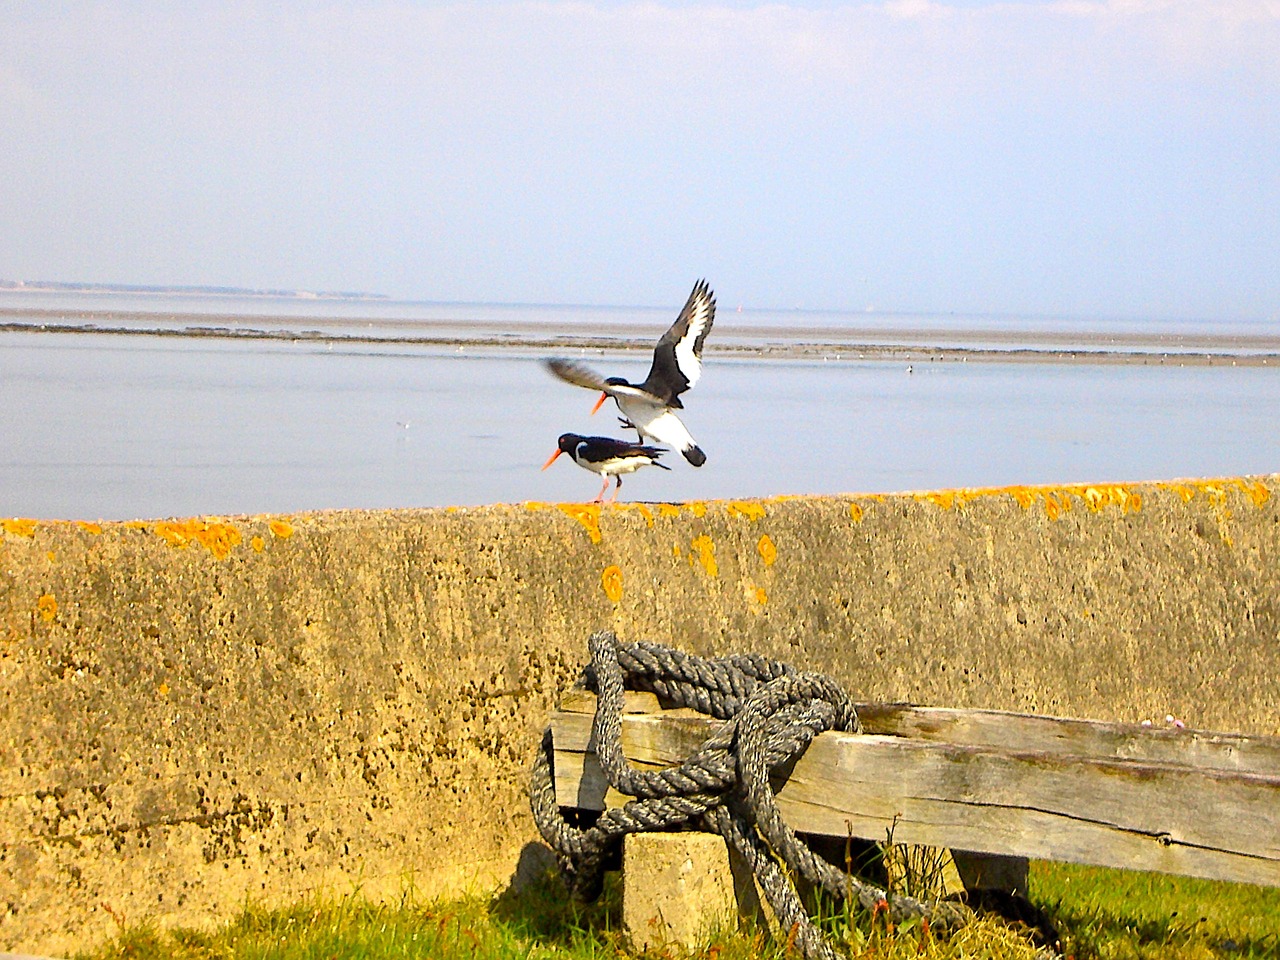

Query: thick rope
left=529, top=632, right=971, bottom=960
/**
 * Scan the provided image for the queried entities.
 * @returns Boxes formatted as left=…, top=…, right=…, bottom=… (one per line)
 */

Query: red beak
left=541, top=448, right=563, bottom=471
left=590, top=392, right=608, bottom=415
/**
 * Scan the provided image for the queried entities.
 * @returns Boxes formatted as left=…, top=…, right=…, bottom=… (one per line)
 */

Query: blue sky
left=1, top=1, right=1277, bottom=320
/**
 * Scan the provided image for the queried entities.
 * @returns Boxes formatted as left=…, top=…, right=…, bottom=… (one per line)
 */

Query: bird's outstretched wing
left=543, top=358, right=662, bottom=403
left=641, top=279, right=715, bottom=404
left=543, top=357, right=610, bottom=391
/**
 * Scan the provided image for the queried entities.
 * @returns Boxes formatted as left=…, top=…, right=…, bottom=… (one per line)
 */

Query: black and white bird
left=544, top=279, right=715, bottom=467
left=541, top=433, right=670, bottom=502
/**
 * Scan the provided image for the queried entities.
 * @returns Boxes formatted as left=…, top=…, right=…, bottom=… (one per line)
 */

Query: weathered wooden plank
left=855, top=703, right=1280, bottom=777
left=550, top=702, right=1280, bottom=888
left=557, top=691, right=1280, bottom=776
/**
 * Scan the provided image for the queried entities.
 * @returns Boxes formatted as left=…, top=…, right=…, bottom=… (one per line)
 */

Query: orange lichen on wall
left=601, top=565, right=623, bottom=603
left=658, top=504, right=682, bottom=519
left=849, top=502, right=864, bottom=523
left=757, top=534, right=778, bottom=566
left=685, top=501, right=708, bottom=518
left=151, top=519, right=243, bottom=560
left=726, top=501, right=767, bottom=521
left=557, top=504, right=602, bottom=544
left=620, top=504, right=655, bottom=528
left=690, top=535, right=718, bottom=578
left=268, top=519, right=294, bottom=539
left=37, top=594, right=57, bottom=622
left=251, top=536, right=266, bottom=553
left=912, top=483, right=1144, bottom=519
left=1157, top=477, right=1271, bottom=508
left=755, top=587, right=768, bottom=604
left=3, top=518, right=37, bottom=538
left=75, top=521, right=103, bottom=535
left=908, top=476, right=1273, bottom=522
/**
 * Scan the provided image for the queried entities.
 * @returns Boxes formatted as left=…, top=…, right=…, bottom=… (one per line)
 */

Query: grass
left=1030, top=862, right=1280, bottom=959
left=72, top=860, right=1280, bottom=960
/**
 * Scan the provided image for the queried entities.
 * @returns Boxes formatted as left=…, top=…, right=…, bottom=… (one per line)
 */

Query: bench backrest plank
left=551, top=695, right=1280, bottom=888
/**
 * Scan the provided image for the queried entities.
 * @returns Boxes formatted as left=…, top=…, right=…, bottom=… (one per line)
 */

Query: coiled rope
left=529, top=631, right=971, bottom=960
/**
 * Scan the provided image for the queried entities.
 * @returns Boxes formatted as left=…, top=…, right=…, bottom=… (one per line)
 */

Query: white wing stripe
left=674, top=298, right=712, bottom=387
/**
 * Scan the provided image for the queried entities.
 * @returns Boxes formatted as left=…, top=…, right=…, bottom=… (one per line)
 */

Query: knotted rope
left=529, top=632, right=970, bottom=960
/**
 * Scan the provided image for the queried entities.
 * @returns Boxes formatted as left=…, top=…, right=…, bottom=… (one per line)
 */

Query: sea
left=2, top=289, right=1279, bottom=521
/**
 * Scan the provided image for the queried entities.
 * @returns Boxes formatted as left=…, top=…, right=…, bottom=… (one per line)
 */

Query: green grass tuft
left=71, top=860, right=1280, bottom=960
left=1030, top=862, right=1280, bottom=959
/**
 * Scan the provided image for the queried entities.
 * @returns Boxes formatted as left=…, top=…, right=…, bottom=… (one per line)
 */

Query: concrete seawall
left=2, top=476, right=1278, bottom=953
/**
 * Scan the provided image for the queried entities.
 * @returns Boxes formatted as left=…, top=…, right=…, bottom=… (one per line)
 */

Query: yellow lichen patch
left=523, top=501, right=549, bottom=511
left=1042, top=492, right=1073, bottom=521
left=75, top=521, right=103, bottom=535
left=755, top=587, right=768, bottom=605
left=158, top=681, right=170, bottom=697
left=1235, top=478, right=1270, bottom=507
left=152, top=519, right=243, bottom=560
left=672, top=544, right=683, bottom=559
left=46, top=551, right=56, bottom=563
left=849, top=502, right=864, bottom=523
left=920, top=490, right=958, bottom=510
left=908, top=482, right=1148, bottom=517
left=1008, top=488, right=1037, bottom=510
left=268, top=519, right=294, bottom=539
left=619, top=504, right=655, bottom=528
left=601, top=565, right=623, bottom=603
left=124, top=521, right=148, bottom=530
left=1156, top=478, right=1245, bottom=547
left=690, top=535, right=718, bottom=578
left=251, top=536, right=266, bottom=553
left=658, top=503, right=681, bottom=518
left=37, top=594, right=57, bottom=622
left=757, top=534, right=778, bottom=566
left=726, top=501, right=767, bottom=522
left=1081, top=486, right=1141, bottom=514
left=685, top=501, right=707, bottom=518
left=3, top=518, right=37, bottom=538
left=557, top=504, right=602, bottom=544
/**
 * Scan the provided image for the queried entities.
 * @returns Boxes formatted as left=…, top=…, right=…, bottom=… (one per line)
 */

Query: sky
left=1, top=1, right=1278, bottom=321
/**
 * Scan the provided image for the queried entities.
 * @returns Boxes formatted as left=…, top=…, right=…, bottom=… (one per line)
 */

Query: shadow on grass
left=489, top=842, right=624, bottom=950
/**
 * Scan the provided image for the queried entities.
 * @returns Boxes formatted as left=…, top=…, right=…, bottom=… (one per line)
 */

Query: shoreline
left=3, top=310, right=1279, bottom=367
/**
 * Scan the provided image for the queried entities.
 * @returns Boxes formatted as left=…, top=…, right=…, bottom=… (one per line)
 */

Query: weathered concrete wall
left=2, top=476, right=1278, bottom=953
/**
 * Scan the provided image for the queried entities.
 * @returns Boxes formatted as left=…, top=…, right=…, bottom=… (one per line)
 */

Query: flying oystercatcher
left=544, top=279, right=715, bottom=466
left=542, top=433, right=670, bottom=502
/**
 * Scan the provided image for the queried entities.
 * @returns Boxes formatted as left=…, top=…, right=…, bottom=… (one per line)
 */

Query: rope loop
left=530, top=632, right=971, bottom=959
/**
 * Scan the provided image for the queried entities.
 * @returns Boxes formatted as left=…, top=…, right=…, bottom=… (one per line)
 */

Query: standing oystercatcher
left=542, top=433, right=670, bottom=502
left=544, top=279, right=715, bottom=466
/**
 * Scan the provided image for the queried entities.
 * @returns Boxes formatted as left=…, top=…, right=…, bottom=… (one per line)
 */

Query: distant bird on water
left=542, top=433, right=670, bottom=502
left=543, top=279, right=715, bottom=466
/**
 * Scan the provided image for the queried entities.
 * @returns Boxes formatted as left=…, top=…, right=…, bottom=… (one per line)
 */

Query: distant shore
left=0, top=279, right=387, bottom=299
left=3, top=307, right=1279, bottom=367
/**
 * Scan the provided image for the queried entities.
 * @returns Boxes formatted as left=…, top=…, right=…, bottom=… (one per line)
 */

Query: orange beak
left=590, top=391, right=608, bottom=415
left=541, top=448, right=563, bottom=471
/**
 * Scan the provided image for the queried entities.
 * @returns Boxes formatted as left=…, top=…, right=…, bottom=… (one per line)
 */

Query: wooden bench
left=549, top=690, right=1280, bottom=946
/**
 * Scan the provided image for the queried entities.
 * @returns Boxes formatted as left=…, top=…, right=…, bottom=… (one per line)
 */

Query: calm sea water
left=2, top=292, right=1279, bottom=520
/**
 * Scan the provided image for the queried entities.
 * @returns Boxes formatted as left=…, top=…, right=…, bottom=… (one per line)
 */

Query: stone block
left=622, top=832, right=738, bottom=951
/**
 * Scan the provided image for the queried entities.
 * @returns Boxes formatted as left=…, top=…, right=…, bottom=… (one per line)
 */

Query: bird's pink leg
left=594, top=475, right=609, bottom=502
left=608, top=476, right=623, bottom=502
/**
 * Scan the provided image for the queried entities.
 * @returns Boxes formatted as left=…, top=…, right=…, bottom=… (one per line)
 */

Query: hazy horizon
left=2, top=2, right=1278, bottom=323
